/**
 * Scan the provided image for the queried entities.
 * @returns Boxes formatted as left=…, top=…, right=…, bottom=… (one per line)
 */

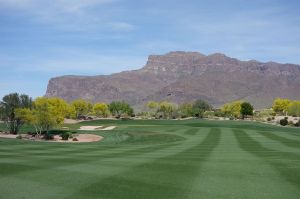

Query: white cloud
left=0, top=0, right=136, bottom=33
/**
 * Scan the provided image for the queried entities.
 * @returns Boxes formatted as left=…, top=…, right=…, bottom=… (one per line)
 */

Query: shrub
left=44, top=133, right=54, bottom=140
left=73, top=137, right=78, bottom=141
left=16, top=135, right=22, bottom=139
left=61, top=132, right=72, bottom=140
left=295, top=120, right=300, bottom=127
left=279, top=118, right=288, bottom=126
left=267, top=117, right=271, bottom=122
left=288, top=121, right=294, bottom=126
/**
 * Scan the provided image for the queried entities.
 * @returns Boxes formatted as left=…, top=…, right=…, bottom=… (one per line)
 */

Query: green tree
left=93, top=103, right=109, bottom=117
left=178, top=102, right=193, bottom=118
left=287, top=101, right=300, bottom=117
left=16, top=97, right=68, bottom=137
left=109, top=101, right=134, bottom=117
left=240, top=102, right=254, bottom=119
left=272, top=98, right=291, bottom=115
left=146, top=101, right=159, bottom=117
left=0, top=93, right=32, bottom=134
left=192, top=99, right=212, bottom=118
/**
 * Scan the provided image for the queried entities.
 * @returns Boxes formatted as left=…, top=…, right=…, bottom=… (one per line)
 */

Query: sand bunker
left=0, top=132, right=103, bottom=143
left=53, top=134, right=103, bottom=143
left=78, top=126, right=102, bottom=130
left=78, top=126, right=116, bottom=131
left=0, top=133, right=18, bottom=139
left=100, top=126, right=116, bottom=130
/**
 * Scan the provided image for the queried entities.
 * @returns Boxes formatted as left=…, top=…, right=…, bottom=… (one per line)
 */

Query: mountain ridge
left=45, top=51, right=300, bottom=108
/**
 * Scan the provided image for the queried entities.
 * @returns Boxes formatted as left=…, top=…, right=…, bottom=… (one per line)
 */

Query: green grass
left=0, top=119, right=299, bottom=199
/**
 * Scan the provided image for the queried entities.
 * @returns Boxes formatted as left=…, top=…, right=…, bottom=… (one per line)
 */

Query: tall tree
left=240, top=102, right=254, bottom=119
left=0, top=93, right=32, bottom=134
left=192, top=99, right=212, bottom=118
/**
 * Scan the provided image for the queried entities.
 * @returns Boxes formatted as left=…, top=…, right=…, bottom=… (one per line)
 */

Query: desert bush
left=61, top=132, right=72, bottom=140
left=279, top=118, right=288, bottom=126
left=214, top=111, right=224, bottom=117
left=44, top=133, right=54, bottom=140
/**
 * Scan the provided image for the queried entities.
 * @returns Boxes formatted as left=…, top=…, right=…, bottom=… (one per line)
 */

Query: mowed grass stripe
left=233, top=129, right=300, bottom=196
left=257, top=131, right=300, bottom=149
left=63, top=128, right=221, bottom=199
left=0, top=128, right=206, bottom=193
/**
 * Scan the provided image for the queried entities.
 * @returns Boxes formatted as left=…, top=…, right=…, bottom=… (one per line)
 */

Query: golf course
left=0, top=119, right=299, bottom=199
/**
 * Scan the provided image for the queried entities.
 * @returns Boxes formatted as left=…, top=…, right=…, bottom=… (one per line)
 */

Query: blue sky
left=0, top=0, right=299, bottom=99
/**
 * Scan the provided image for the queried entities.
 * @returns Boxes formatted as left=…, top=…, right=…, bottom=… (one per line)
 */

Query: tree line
left=1, top=92, right=299, bottom=135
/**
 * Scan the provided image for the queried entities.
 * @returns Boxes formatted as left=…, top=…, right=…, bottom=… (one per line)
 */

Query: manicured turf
left=0, top=120, right=299, bottom=199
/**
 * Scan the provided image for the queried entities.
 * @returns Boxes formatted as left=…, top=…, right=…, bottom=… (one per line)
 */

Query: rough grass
left=0, top=119, right=299, bottom=199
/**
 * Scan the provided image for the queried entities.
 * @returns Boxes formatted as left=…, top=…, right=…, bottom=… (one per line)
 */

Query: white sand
left=100, top=126, right=116, bottom=130
left=0, top=133, right=18, bottom=139
left=78, top=126, right=103, bottom=130
left=78, top=126, right=116, bottom=131
left=64, top=119, right=81, bottom=124
left=53, top=134, right=103, bottom=143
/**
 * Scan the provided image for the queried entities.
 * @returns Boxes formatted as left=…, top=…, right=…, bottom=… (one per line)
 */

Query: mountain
left=45, top=51, right=300, bottom=108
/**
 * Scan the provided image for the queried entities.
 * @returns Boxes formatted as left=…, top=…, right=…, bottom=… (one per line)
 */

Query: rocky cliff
left=45, top=51, right=300, bottom=108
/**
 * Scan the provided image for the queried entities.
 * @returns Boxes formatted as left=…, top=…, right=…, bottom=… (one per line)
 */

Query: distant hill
left=45, top=51, right=300, bottom=108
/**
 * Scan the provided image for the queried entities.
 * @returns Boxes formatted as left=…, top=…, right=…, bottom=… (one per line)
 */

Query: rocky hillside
left=45, top=51, right=300, bottom=108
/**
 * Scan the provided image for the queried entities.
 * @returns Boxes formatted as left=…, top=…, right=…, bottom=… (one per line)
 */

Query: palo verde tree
left=71, top=99, right=90, bottom=119
left=287, top=101, right=300, bottom=117
left=93, top=103, right=109, bottom=118
left=146, top=101, right=159, bottom=117
left=16, top=97, right=68, bottom=137
left=157, top=101, right=177, bottom=119
left=221, top=101, right=243, bottom=118
left=240, top=102, right=254, bottom=119
left=272, top=98, right=291, bottom=115
left=0, top=93, right=32, bottom=134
